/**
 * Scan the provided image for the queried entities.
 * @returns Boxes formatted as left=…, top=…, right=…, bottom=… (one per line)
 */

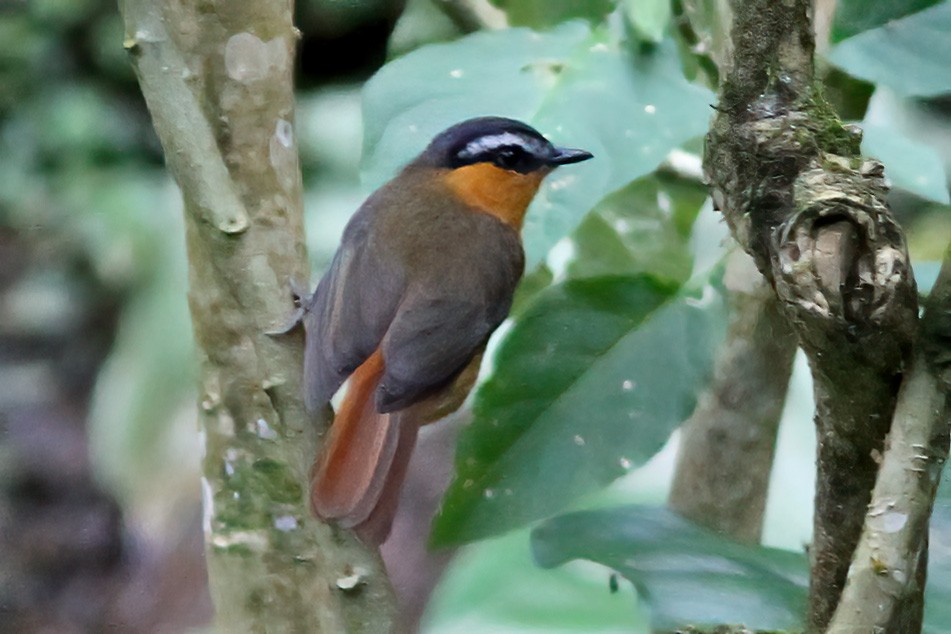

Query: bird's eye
left=494, top=146, right=528, bottom=171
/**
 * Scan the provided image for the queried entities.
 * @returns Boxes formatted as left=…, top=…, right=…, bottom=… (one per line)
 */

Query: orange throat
left=443, top=163, right=547, bottom=230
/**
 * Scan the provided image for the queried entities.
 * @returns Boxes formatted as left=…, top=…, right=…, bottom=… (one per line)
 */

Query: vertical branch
left=669, top=251, right=796, bottom=543
left=827, top=247, right=951, bottom=633
left=703, top=0, right=918, bottom=630
left=119, top=1, right=396, bottom=631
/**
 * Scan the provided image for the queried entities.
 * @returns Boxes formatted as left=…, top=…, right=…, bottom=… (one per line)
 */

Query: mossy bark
left=119, top=1, right=397, bottom=631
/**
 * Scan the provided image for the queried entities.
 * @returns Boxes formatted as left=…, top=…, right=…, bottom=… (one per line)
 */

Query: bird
left=302, top=116, right=592, bottom=546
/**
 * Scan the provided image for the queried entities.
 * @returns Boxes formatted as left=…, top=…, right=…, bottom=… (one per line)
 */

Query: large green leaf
left=422, top=527, right=647, bottom=633
left=623, top=0, right=672, bottom=43
left=362, top=21, right=589, bottom=196
left=361, top=23, right=713, bottom=265
left=861, top=123, right=950, bottom=204
left=531, top=506, right=809, bottom=632
left=510, top=168, right=708, bottom=314
left=431, top=275, right=726, bottom=545
left=828, top=2, right=951, bottom=97
left=568, top=171, right=708, bottom=284
left=831, top=0, right=943, bottom=42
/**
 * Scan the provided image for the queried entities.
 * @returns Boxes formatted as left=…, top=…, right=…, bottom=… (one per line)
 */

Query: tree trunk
left=118, top=1, right=397, bottom=630
left=701, top=0, right=925, bottom=630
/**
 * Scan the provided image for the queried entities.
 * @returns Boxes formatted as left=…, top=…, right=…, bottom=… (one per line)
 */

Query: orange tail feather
left=310, top=349, right=417, bottom=545
left=351, top=419, right=419, bottom=546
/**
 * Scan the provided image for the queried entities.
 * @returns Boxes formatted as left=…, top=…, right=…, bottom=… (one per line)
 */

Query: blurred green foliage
left=830, top=0, right=944, bottom=43
left=862, top=123, right=950, bottom=204
left=532, top=506, right=809, bottom=632
left=829, top=2, right=951, bottom=98
left=568, top=173, right=707, bottom=282
left=2, top=0, right=949, bottom=631
left=623, top=0, right=672, bottom=43
left=0, top=0, right=190, bottom=510
left=425, top=526, right=647, bottom=633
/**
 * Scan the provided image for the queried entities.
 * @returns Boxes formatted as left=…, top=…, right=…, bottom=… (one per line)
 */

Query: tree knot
left=769, top=158, right=917, bottom=360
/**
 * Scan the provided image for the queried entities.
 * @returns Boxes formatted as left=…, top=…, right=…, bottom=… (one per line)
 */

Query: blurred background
left=0, top=0, right=948, bottom=632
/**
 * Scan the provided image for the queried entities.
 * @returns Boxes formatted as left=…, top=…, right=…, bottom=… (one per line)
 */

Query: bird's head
left=414, top=117, right=592, bottom=229
left=419, top=116, right=593, bottom=172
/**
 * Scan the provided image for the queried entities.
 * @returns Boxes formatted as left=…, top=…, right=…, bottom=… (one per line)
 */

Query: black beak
left=549, top=146, right=594, bottom=165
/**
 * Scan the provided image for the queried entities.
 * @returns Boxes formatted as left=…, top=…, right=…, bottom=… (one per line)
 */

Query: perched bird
left=303, top=116, right=592, bottom=545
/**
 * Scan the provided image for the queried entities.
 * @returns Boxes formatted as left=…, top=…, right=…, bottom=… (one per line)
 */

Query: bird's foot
left=266, top=276, right=312, bottom=335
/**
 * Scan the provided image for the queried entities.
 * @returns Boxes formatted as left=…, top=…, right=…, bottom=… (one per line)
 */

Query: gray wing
left=302, top=209, right=405, bottom=411
left=376, top=214, right=524, bottom=412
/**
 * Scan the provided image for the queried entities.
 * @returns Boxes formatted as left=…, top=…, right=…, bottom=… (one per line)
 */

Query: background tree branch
left=119, top=1, right=396, bottom=630
left=703, top=0, right=919, bottom=630
left=669, top=250, right=796, bottom=543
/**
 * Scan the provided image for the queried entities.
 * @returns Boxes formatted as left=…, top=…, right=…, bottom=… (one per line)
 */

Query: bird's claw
left=289, top=276, right=311, bottom=308
left=266, top=276, right=312, bottom=336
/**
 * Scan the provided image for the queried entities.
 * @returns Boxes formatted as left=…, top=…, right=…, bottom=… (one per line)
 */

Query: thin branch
left=119, top=1, right=396, bottom=631
left=703, top=0, right=918, bottom=630
left=828, top=247, right=951, bottom=633
left=669, top=250, right=796, bottom=543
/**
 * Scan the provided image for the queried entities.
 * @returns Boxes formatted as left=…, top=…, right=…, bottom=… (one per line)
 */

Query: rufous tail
left=310, top=349, right=419, bottom=546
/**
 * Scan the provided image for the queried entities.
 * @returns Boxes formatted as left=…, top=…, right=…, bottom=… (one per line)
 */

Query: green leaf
left=491, top=0, right=617, bottom=28
left=531, top=506, right=809, bottom=632
left=828, top=2, right=951, bottom=97
left=510, top=263, right=554, bottom=316
left=568, top=172, right=707, bottom=284
left=422, top=528, right=648, bottom=632
left=362, top=22, right=588, bottom=189
left=362, top=23, right=714, bottom=265
left=431, top=275, right=726, bottom=545
left=861, top=124, right=950, bottom=204
left=624, top=0, right=672, bottom=43
left=468, top=169, right=707, bottom=318
left=831, top=0, right=942, bottom=42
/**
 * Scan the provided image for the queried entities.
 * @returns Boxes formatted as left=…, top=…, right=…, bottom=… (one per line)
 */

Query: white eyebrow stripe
left=459, top=132, right=546, bottom=159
